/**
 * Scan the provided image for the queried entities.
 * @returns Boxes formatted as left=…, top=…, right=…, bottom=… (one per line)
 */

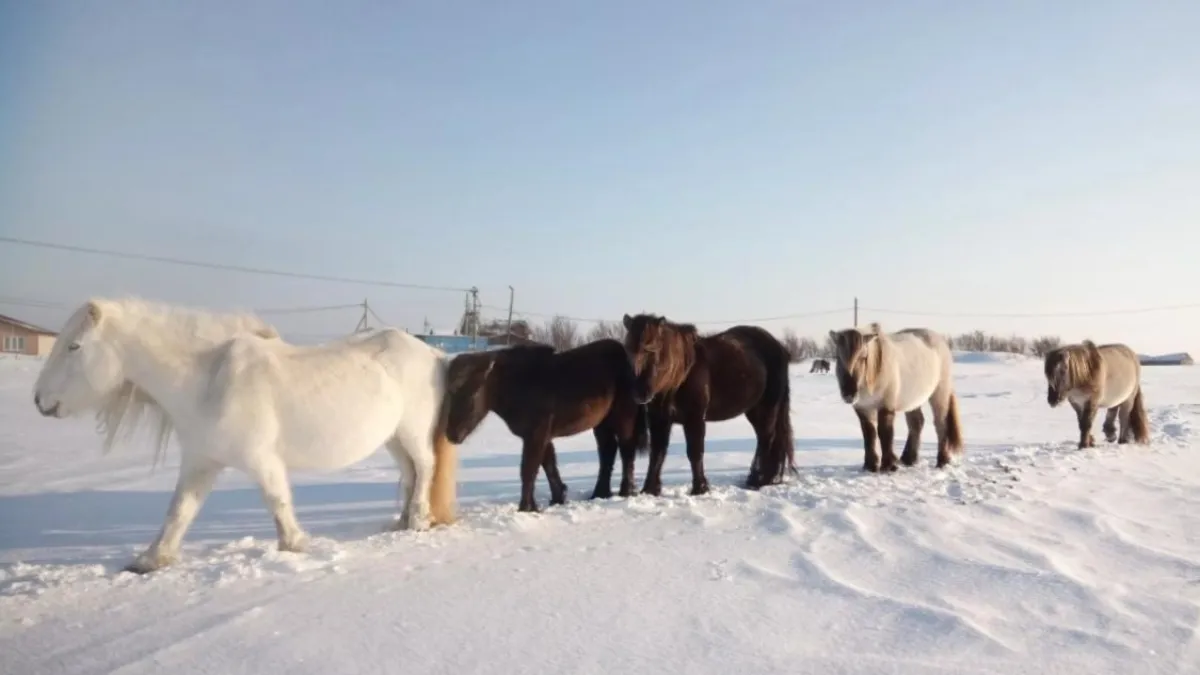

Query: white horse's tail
left=429, top=414, right=458, bottom=525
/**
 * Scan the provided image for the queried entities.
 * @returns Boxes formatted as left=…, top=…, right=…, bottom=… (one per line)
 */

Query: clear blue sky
left=2, top=1, right=1198, bottom=353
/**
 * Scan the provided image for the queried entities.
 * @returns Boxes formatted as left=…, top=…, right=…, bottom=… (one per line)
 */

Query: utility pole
left=355, top=298, right=370, bottom=333
left=469, top=286, right=480, bottom=348
left=505, top=285, right=514, bottom=345
left=853, top=297, right=858, bottom=327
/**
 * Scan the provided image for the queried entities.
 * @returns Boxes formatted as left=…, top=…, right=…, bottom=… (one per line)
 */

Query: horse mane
left=833, top=324, right=885, bottom=389
left=83, top=296, right=280, bottom=467
left=644, top=315, right=700, bottom=394
left=1057, top=340, right=1105, bottom=389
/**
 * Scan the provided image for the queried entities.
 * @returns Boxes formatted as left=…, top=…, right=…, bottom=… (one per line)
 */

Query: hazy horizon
left=3, top=2, right=1199, bottom=354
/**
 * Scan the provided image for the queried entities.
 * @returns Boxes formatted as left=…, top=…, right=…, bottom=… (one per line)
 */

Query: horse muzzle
left=1046, top=390, right=1061, bottom=407
left=34, top=395, right=61, bottom=418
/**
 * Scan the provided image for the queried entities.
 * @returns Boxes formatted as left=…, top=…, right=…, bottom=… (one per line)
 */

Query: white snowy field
left=1, top=352, right=1199, bottom=675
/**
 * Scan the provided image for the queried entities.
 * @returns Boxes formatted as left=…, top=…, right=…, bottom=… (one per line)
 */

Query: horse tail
left=1129, top=385, right=1151, bottom=444
left=771, top=367, right=797, bottom=479
left=429, top=399, right=459, bottom=526
left=753, top=341, right=797, bottom=486
left=945, top=392, right=964, bottom=455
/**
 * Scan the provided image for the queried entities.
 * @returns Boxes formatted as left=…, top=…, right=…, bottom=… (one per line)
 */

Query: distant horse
left=33, top=297, right=458, bottom=574
left=442, top=340, right=651, bottom=512
left=810, top=358, right=830, bottom=374
left=1043, top=340, right=1150, bottom=448
left=621, top=313, right=796, bottom=495
left=828, top=323, right=964, bottom=471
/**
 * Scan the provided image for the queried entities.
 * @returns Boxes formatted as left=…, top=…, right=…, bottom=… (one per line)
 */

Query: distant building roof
left=1139, top=352, right=1194, bottom=365
left=0, top=313, right=56, bottom=336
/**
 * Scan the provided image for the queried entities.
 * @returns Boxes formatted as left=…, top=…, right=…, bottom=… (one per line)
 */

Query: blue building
left=415, top=334, right=489, bottom=354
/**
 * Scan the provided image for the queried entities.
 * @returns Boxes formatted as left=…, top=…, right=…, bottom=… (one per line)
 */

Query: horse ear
left=86, top=301, right=103, bottom=325
left=623, top=314, right=633, bottom=330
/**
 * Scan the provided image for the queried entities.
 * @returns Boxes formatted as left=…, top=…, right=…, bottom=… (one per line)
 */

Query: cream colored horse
left=828, top=323, right=964, bottom=471
left=33, top=297, right=457, bottom=574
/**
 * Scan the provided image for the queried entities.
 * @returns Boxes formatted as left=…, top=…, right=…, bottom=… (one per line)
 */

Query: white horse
left=33, top=297, right=458, bottom=574
left=828, top=323, right=964, bottom=471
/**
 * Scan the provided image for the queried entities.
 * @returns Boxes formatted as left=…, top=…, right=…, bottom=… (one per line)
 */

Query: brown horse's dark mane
left=626, top=313, right=700, bottom=395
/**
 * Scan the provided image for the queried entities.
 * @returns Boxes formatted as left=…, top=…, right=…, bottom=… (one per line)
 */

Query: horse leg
left=743, top=404, right=774, bottom=488
left=1071, top=400, right=1096, bottom=449
left=878, top=409, right=898, bottom=473
left=900, top=408, right=925, bottom=467
left=640, top=409, right=673, bottom=497
left=589, top=425, right=618, bottom=500
left=930, top=390, right=952, bottom=468
left=385, top=438, right=418, bottom=530
left=617, top=436, right=639, bottom=498
left=125, top=456, right=223, bottom=574
left=247, top=455, right=310, bottom=551
left=392, top=430, right=437, bottom=531
left=1117, top=398, right=1135, bottom=444
left=854, top=408, right=880, bottom=472
left=683, top=414, right=710, bottom=496
left=519, top=421, right=552, bottom=512
left=543, top=441, right=568, bottom=507
left=1102, top=407, right=1119, bottom=444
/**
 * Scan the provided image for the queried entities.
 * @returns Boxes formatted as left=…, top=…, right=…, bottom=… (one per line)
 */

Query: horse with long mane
left=621, top=313, right=797, bottom=495
left=1043, top=340, right=1150, bottom=448
left=828, top=322, right=964, bottom=471
left=442, top=339, right=650, bottom=512
left=33, top=297, right=458, bottom=574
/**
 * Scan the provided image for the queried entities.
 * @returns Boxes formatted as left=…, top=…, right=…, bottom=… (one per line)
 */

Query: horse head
left=622, top=312, right=696, bottom=396
left=33, top=300, right=128, bottom=419
left=828, top=323, right=882, bottom=405
left=1043, top=340, right=1101, bottom=408
left=443, top=352, right=497, bottom=444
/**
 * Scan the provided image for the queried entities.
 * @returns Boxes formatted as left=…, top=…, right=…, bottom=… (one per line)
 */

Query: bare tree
left=1031, top=335, right=1062, bottom=358
left=586, top=320, right=625, bottom=343
left=781, top=328, right=804, bottom=363
left=781, top=328, right=821, bottom=362
left=532, top=315, right=583, bottom=351
left=820, top=334, right=838, bottom=359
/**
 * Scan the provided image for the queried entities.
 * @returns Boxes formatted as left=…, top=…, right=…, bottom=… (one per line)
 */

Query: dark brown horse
left=442, top=339, right=650, bottom=512
left=621, top=313, right=797, bottom=495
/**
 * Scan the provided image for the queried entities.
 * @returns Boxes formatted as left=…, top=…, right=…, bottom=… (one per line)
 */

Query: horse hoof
left=123, top=552, right=174, bottom=575
left=881, top=463, right=898, bottom=473
left=640, top=486, right=662, bottom=497
left=517, top=502, right=541, bottom=513
left=689, top=484, right=710, bottom=497
left=278, top=535, right=311, bottom=553
left=617, top=486, right=636, bottom=498
left=589, top=491, right=612, bottom=500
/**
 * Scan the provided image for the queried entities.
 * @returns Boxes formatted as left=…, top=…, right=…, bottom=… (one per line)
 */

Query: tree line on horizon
left=484, top=314, right=1064, bottom=362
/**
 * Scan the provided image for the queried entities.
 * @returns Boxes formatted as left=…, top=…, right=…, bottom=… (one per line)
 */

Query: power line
left=479, top=304, right=852, bottom=326
left=0, top=296, right=367, bottom=317
left=859, top=303, right=1200, bottom=319
left=0, top=235, right=471, bottom=293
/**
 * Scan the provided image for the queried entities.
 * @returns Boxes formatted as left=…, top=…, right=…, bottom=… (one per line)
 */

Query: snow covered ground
left=2, top=351, right=1199, bottom=674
